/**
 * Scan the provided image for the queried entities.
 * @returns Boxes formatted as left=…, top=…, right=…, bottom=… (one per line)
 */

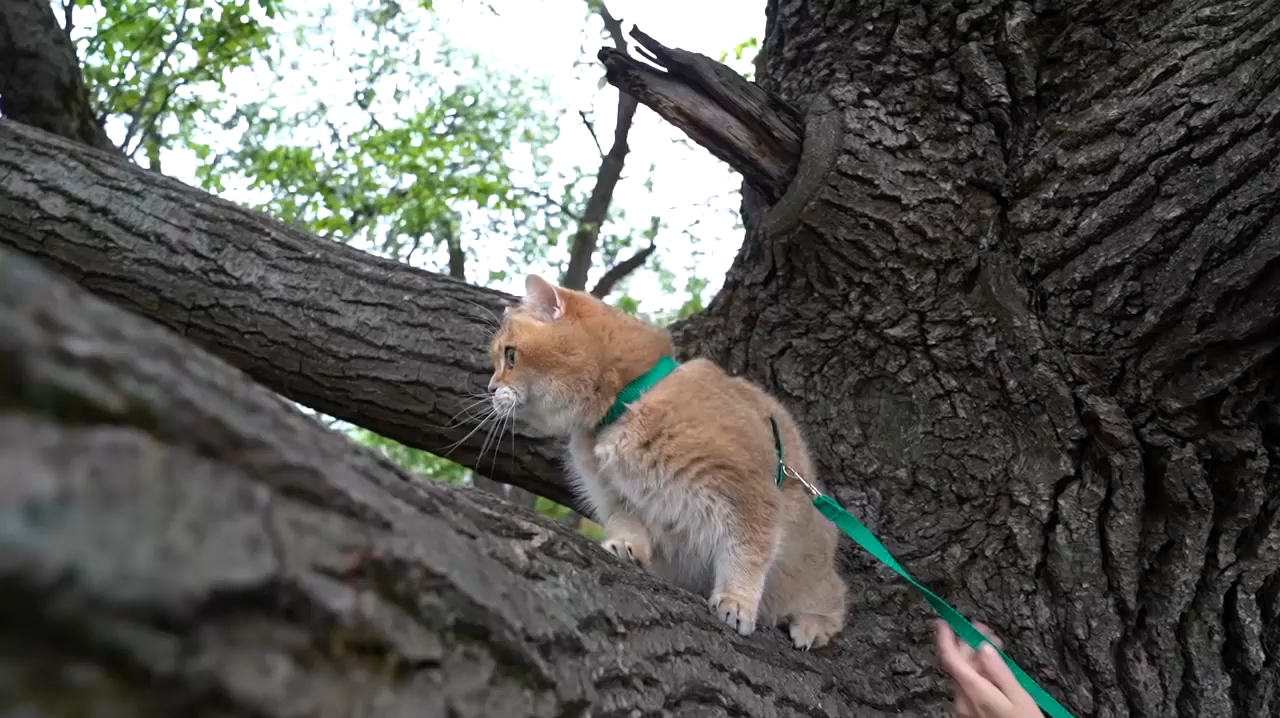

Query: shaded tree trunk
left=0, top=3, right=1277, bottom=718
left=620, top=3, right=1280, bottom=717
left=0, top=0, right=116, bottom=153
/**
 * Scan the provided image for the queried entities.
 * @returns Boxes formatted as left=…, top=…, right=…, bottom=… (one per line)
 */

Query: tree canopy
left=43, top=0, right=752, bottom=516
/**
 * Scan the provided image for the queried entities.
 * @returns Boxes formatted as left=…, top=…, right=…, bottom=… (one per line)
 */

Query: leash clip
left=782, top=464, right=822, bottom=497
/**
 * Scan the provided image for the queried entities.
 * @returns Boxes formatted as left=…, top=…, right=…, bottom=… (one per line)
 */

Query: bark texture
left=0, top=246, right=884, bottom=717
left=0, top=2, right=1277, bottom=717
left=0, top=119, right=572, bottom=508
left=0, top=0, right=117, bottom=152
left=642, top=2, right=1277, bottom=717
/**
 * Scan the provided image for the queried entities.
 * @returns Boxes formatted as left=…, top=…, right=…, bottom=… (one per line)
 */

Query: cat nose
left=487, top=375, right=499, bottom=391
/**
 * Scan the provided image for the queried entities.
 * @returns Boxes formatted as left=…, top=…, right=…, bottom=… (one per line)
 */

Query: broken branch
left=598, top=28, right=802, bottom=202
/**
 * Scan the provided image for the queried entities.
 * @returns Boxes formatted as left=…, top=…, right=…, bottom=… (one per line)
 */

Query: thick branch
left=0, top=0, right=117, bottom=153
left=598, top=27, right=801, bottom=202
left=0, top=119, right=572, bottom=507
left=561, top=2, right=638, bottom=292
left=0, top=246, right=894, bottom=716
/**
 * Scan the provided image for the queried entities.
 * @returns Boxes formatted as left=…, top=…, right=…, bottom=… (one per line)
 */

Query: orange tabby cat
left=487, top=275, right=846, bottom=648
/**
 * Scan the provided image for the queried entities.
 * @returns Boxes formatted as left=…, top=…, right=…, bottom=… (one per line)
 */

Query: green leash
left=769, top=421, right=1076, bottom=718
left=601, top=359, right=1076, bottom=718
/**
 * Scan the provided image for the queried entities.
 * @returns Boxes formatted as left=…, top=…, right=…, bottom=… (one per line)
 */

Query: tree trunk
left=1, top=2, right=1278, bottom=718
left=623, top=3, right=1280, bottom=716
left=0, top=0, right=117, bottom=153
left=0, top=246, right=875, bottom=717
left=0, top=119, right=572, bottom=508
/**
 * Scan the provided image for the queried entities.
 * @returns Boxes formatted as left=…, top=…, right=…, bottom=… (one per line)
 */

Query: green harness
left=598, top=356, right=1078, bottom=718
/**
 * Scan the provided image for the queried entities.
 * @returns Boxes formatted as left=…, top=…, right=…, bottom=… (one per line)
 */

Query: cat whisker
left=440, top=396, right=493, bottom=426
left=426, top=404, right=493, bottom=432
left=438, top=406, right=496, bottom=457
left=492, top=407, right=514, bottom=476
left=460, top=297, right=501, bottom=328
left=477, top=407, right=504, bottom=468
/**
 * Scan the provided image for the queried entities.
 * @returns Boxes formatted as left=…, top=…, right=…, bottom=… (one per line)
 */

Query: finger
left=936, top=622, right=1011, bottom=710
left=936, top=624, right=977, bottom=717
left=971, top=621, right=1004, bottom=649
left=977, top=643, right=1033, bottom=704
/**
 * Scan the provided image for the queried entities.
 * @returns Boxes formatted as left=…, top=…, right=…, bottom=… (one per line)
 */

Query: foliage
left=718, top=36, right=759, bottom=80
left=69, top=0, right=283, bottom=166
left=195, top=5, right=576, bottom=275
left=350, top=427, right=468, bottom=483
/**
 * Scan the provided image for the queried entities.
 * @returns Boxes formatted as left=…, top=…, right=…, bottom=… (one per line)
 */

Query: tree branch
left=0, top=0, right=118, bottom=153
left=120, top=0, right=192, bottom=155
left=561, top=1, right=638, bottom=292
left=598, top=27, right=801, bottom=202
left=0, top=118, right=574, bottom=508
left=444, top=220, right=466, bottom=281
left=0, top=245, right=879, bottom=717
left=61, top=0, right=73, bottom=38
left=590, top=240, right=656, bottom=298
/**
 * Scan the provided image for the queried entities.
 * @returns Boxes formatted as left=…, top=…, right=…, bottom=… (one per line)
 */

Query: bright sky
left=150, top=0, right=766, bottom=315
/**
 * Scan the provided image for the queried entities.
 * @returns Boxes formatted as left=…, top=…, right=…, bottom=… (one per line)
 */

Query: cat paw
left=787, top=613, right=841, bottom=650
left=709, top=592, right=758, bottom=636
left=601, top=537, right=650, bottom=568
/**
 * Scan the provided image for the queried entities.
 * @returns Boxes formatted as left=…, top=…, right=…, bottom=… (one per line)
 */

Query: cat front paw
left=787, top=613, right=841, bottom=650
left=709, top=592, right=758, bottom=636
left=601, top=536, right=651, bottom=568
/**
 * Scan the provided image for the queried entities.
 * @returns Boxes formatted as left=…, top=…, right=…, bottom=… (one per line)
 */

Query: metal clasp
left=782, top=464, right=822, bottom=497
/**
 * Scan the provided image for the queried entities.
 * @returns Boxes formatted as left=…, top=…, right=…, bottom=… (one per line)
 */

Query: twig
left=590, top=239, right=656, bottom=298
left=579, top=110, right=603, bottom=156
left=62, top=0, right=73, bottom=38
left=121, top=0, right=193, bottom=152
left=517, top=186, right=579, bottom=220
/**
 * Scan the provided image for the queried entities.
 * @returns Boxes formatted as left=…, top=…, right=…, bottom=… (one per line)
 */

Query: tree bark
left=0, top=0, right=117, bottom=153
left=0, top=2, right=1277, bottom=717
left=0, top=119, right=573, bottom=508
left=0, top=246, right=896, bottom=717
left=609, top=3, right=1279, bottom=717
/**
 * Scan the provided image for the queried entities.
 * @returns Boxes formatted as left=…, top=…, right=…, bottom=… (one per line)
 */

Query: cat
left=487, top=274, right=847, bottom=649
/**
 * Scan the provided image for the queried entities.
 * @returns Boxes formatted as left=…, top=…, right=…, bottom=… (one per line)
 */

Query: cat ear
left=523, top=274, right=565, bottom=320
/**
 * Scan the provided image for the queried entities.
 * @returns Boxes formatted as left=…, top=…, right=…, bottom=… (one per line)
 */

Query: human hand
left=935, top=621, right=1044, bottom=718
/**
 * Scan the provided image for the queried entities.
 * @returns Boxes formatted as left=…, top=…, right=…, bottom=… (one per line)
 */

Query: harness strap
left=770, top=416, right=785, bottom=487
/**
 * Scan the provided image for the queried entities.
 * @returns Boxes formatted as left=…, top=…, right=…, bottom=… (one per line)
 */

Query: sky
left=135, top=0, right=768, bottom=316
left=436, top=0, right=763, bottom=312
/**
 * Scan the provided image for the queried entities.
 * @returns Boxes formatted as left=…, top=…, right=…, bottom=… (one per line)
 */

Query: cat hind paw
left=787, top=613, right=842, bottom=650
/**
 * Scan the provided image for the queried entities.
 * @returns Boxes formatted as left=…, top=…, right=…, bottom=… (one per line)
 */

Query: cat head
left=486, top=275, right=672, bottom=435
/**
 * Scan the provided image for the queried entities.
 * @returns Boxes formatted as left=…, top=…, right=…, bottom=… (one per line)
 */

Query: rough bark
left=0, top=119, right=572, bottom=508
left=0, top=246, right=895, bottom=717
left=608, top=3, right=1277, bottom=717
left=0, top=0, right=117, bottom=153
left=0, top=2, right=1276, bottom=717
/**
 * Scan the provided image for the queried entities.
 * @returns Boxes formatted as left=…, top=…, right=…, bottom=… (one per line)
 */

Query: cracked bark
left=630, top=3, right=1278, bottom=717
left=0, top=1, right=1277, bottom=716
left=0, top=246, right=888, bottom=717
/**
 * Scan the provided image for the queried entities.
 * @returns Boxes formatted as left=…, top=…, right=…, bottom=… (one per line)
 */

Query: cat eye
left=504, top=346, right=517, bottom=366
